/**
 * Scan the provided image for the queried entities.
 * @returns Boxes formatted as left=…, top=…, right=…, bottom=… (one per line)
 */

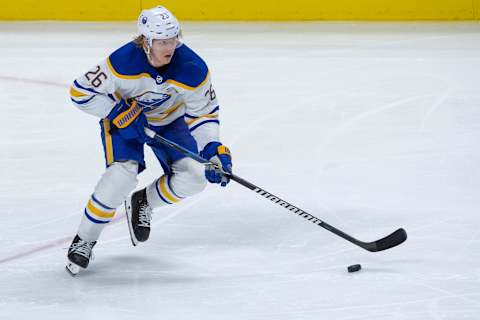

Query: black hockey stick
left=144, top=128, right=407, bottom=252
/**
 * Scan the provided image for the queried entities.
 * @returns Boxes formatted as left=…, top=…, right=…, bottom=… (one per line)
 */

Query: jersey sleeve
left=69, top=58, right=120, bottom=118
left=183, top=70, right=221, bottom=152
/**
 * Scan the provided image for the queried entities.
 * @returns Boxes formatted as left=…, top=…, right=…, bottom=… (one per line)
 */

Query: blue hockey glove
left=200, top=142, right=232, bottom=187
left=107, top=99, right=151, bottom=144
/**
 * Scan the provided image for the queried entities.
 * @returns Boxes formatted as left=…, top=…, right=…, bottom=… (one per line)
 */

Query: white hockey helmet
left=137, top=6, right=180, bottom=46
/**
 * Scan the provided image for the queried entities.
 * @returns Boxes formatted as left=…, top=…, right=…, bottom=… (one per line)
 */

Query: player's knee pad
left=93, top=161, right=139, bottom=208
left=170, top=157, right=207, bottom=197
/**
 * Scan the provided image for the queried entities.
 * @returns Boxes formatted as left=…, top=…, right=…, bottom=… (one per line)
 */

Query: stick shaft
left=144, top=127, right=406, bottom=252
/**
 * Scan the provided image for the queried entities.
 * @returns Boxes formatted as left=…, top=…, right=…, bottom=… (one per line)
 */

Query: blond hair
left=133, top=35, right=146, bottom=48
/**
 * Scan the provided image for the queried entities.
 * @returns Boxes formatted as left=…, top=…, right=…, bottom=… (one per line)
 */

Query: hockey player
left=66, top=6, right=232, bottom=275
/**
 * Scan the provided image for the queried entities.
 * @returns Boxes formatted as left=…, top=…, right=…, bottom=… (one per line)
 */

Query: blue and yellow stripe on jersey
left=84, top=195, right=116, bottom=224
left=185, top=106, right=220, bottom=132
left=70, top=86, right=87, bottom=98
left=70, top=80, right=98, bottom=105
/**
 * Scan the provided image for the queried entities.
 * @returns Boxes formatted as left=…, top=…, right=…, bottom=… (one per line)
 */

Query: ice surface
left=0, top=21, right=479, bottom=319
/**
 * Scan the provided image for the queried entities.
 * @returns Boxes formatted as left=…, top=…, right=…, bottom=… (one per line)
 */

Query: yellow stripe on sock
left=87, top=200, right=115, bottom=219
left=159, top=176, right=180, bottom=203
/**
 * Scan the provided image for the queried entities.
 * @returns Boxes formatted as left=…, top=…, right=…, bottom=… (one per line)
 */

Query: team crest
left=135, top=91, right=171, bottom=111
left=155, top=75, right=163, bottom=84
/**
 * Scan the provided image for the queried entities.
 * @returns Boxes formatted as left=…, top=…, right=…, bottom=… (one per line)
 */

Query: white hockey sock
left=146, top=158, right=206, bottom=210
left=77, top=195, right=116, bottom=242
left=77, top=161, right=138, bottom=242
left=146, top=175, right=184, bottom=208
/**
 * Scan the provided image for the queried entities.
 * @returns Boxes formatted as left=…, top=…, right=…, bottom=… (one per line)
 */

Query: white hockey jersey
left=69, top=41, right=220, bottom=151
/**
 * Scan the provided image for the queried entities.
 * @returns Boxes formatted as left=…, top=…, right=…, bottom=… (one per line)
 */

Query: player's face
left=149, top=37, right=178, bottom=67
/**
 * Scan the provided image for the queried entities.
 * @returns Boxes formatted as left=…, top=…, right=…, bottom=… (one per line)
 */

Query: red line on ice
left=0, top=214, right=126, bottom=264
left=0, top=237, right=71, bottom=264
left=0, top=73, right=125, bottom=264
left=0, top=76, right=69, bottom=264
left=0, top=75, right=67, bottom=88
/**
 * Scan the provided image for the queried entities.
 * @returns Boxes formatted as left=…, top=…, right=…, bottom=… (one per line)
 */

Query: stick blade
left=363, top=228, right=408, bottom=252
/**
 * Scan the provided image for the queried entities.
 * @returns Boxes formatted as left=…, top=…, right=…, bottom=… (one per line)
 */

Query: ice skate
left=66, top=235, right=96, bottom=276
left=125, top=188, right=152, bottom=246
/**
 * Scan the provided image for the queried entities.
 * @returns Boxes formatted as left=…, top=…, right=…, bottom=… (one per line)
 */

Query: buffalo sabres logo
left=134, top=91, right=171, bottom=111
left=155, top=75, right=163, bottom=84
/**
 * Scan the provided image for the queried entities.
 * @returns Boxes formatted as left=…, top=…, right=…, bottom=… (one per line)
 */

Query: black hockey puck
left=347, top=264, right=362, bottom=273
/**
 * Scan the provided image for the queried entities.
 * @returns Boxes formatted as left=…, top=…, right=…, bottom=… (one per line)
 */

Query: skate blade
left=125, top=201, right=139, bottom=247
left=65, top=261, right=81, bottom=276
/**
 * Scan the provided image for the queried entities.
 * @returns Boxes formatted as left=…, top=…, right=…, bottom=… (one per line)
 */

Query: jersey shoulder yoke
left=107, top=42, right=152, bottom=79
left=167, top=44, right=209, bottom=90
